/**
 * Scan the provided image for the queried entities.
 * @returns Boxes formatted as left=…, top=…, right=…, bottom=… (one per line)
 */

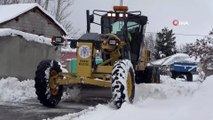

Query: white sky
left=70, top=0, right=213, bottom=45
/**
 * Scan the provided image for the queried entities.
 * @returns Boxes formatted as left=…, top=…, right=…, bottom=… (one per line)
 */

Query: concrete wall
left=0, top=36, right=60, bottom=80
left=0, top=8, right=64, bottom=38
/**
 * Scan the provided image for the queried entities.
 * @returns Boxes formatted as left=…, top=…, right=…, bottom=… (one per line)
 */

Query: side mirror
left=51, top=36, right=65, bottom=46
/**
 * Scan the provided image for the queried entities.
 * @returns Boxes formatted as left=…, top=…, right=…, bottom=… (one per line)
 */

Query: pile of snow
left=0, top=77, right=77, bottom=103
left=151, top=53, right=198, bottom=66
left=1, top=74, right=212, bottom=120
left=135, top=76, right=200, bottom=100
left=0, top=77, right=36, bottom=102
left=0, top=28, right=52, bottom=45
left=50, top=75, right=213, bottom=120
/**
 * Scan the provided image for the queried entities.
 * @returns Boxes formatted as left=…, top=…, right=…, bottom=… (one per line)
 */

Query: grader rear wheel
left=111, top=59, right=135, bottom=109
left=146, top=66, right=160, bottom=83
left=34, top=60, right=63, bottom=107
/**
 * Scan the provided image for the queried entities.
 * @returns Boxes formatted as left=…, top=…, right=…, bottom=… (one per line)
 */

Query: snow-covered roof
left=0, top=28, right=52, bottom=45
left=151, top=53, right=198, bottom=66
left=0, top=3, right=67, bottom=34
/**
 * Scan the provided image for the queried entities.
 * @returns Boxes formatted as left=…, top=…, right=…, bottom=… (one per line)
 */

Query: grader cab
left=34, top=5, right=160, bottom=109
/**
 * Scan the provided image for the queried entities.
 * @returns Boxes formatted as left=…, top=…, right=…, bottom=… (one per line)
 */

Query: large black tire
left=154, top=67, right=161, bottom=83
left=146, top=66, right=160, bottom=83
left=111, top=59, right=135, bottom=109
left=186, top=73, right=193, bottom=82
left=34, top=60, right=63, bottom=107
left=145, top=67, right=152, bottom=83
left=171, top=71, right=177, bottom=79
left=135, top=70, right=146, bottom=84
left=135, top=67, right=160, bottom=84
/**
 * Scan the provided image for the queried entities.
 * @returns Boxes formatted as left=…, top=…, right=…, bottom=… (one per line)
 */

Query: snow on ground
left=50, top=75, right=213, bottom=120
left=0, top=75, right=211, bottom=120
left=0, top=77, right=78, bottom=103
left=0, top=77, right=36, bottom=103
left=135, top=76, right=200, bottom=100
left=0, top=28, right=52, bottom=45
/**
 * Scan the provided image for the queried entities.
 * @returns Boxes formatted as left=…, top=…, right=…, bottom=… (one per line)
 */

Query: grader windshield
left=101, top=13, right=145, bottom=42
left=110, top=21, right=140, bottom=35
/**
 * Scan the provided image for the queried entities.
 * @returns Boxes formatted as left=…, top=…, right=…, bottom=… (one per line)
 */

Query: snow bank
left=135, top=76, right=200, bottom=100
left=0, top=77, right=77, bottom=103
left=50, top=75, right=213, bottom=120
left=186, top=75, right=213, bottom=120
left=0, top=28, right=52, bottom=45
left=0, top=77, right=36, bottom=102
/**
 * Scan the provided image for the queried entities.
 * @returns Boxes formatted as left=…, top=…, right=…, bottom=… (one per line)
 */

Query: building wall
left=0, top=8, right=64, bottom=38
left=0, top=36, right=60, bottom=80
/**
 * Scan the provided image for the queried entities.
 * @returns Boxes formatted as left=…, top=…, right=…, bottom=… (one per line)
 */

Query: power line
left=146, top=32, right=211, bottom=37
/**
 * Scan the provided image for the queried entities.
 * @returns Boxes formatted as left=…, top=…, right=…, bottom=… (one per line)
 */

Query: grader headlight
left=107, top=12, right=112, bottom=17
left=112, top=13, right=116, bottom=17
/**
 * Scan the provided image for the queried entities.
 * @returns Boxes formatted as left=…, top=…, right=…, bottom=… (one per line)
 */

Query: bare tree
left=55, top=0, right=73, bottom=22
left=44, top=0, right=49, bottom=10
left=35, top=0, right=41, bottom=5
left=176, top=44, right=188, bottom=53
left=54, top=0, right=77, bottom=37
left=0, top=0, right=19, bottom=4
left=144, top=34, right=156, bottom=60
left=188, top=30, right=213, bottom=74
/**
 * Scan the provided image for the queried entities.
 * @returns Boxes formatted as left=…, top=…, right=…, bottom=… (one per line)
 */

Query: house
left=0, top=3, right=67, bottom=80
left=0, top=3, right=66, bottom=37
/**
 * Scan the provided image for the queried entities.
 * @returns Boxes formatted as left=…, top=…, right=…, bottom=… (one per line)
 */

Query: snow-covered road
left=0, top=75, right=211, bottom=120
left=0, top=78, right=92, bottom=120
left=51, top=76, right=213, bottom=120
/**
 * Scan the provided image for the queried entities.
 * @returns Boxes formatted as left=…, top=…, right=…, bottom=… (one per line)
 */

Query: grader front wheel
left=111, top=59, right=135, bottom=109
left=34, top=60, right=63, bottom=107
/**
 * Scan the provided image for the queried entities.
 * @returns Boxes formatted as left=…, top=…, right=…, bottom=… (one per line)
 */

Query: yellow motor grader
left=34, top=5, right=160, bottom=109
